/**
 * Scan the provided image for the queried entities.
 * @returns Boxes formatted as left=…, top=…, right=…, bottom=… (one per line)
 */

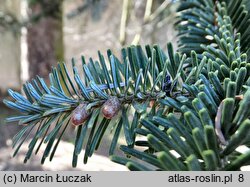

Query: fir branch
left=4, top=44, right=187, bottom=167
left=110, top=1, right=250, bottom=171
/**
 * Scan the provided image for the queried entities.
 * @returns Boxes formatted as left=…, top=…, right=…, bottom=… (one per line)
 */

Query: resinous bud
left=102, top=96, right=121, bottom=119
left=71, top=103, right=90, bottom=126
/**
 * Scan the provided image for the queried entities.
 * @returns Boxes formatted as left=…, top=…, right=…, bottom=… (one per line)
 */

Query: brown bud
left=71, top=103, right=90, bottom=126
left=102, top=96, right=121, bottom=119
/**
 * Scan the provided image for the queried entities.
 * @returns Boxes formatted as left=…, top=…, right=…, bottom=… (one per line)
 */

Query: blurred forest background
left=0, top=0, right=176, bottom=170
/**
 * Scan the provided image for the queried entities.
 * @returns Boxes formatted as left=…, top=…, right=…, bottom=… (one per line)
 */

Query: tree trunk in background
left=27, top=1, right=63, bottom=82
left=0, top=0, right=21, bottom=94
